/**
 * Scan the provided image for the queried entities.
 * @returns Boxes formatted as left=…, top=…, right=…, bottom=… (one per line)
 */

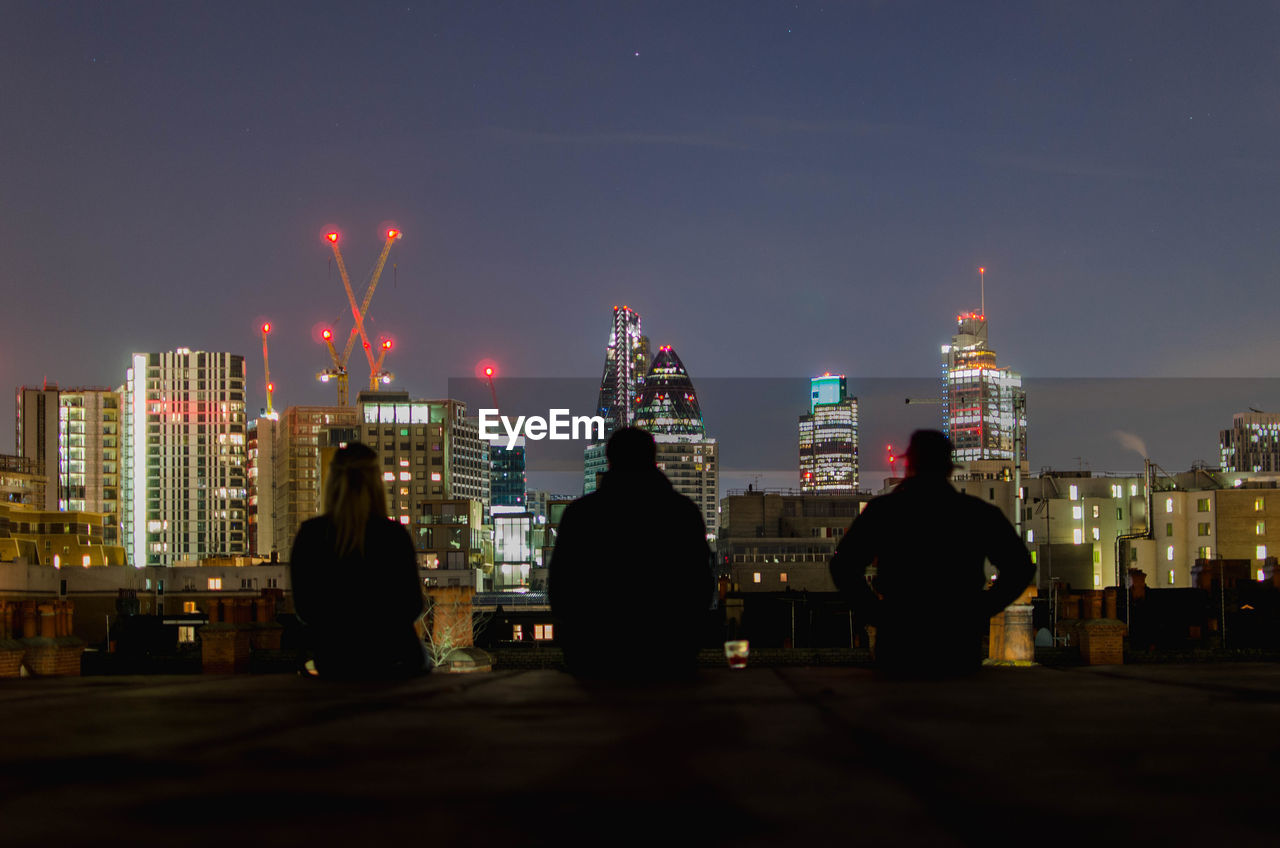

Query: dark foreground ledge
left=2, top=663, right=1278, bottom=846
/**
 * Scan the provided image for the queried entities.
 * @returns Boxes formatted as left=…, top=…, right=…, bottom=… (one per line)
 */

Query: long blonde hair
left=323, top=443, right=389, bottom=556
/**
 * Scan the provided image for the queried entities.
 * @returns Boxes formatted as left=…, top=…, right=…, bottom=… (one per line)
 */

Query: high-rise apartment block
left=247, top=415, right=278, bottom=557
left=1220, top=412, right=1280, bottom=473
left=271, top=405, right=358, bottom=556
left=941, top=312, right=1026, bottom=471
left=122, top=350, right=248, bottom=566
left=16, top=386, right=122, bottom=537
left=595, top=305, right=650, bottom=438
left=15, top=386, right=59, bottom=510
left=798, top=374, right=858, bottom=493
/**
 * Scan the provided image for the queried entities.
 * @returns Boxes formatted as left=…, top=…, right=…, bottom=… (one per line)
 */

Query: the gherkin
left=633, top=346, right=704, bottom=437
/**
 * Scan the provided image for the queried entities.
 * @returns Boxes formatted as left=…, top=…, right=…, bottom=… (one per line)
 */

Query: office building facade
left=941, top=311, right=1026, bottom=469
left=798, top=374, right=858, bottom=493
left=355, top=392, right=490, bottom=532
left=1220, top=412, right=1280, bottom=473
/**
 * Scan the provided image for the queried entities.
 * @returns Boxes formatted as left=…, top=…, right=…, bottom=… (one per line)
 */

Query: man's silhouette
left=550, top=427, right=713, bottom=677
left=829, top=430, right=1034, bottom=675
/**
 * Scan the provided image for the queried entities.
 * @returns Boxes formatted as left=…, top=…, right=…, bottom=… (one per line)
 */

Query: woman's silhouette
left=290, top=442, right=427, bottom=678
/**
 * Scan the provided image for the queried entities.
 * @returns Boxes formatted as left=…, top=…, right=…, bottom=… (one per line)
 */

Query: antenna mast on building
left=978, top=266, right=985, bottom=316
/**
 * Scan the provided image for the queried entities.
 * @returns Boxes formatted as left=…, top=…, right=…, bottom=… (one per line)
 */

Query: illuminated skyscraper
left=941, top=312, right=1026, bottom=469
left=798, top=374, right=858, bottom=493
left=594, top=305, right=650, bottom=438
left=633, top=346, right=704, bottom=436
left=122, top=349, right=248, bottom=566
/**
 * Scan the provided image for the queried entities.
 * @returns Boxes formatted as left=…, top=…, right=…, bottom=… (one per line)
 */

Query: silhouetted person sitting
left=829, top=430, right=1034, bottom=676
left=550, top=427, right=713, bottom=678
left=290, top=443, right=427, bottom=679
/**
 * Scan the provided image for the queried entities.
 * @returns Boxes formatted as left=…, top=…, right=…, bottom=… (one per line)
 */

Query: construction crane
left=370, top=338, right=394, bottom=389
left=483, top=365, right=499, bottom=408
left=315, top=227, right=403, bottom=405
left=261, top=321, right=277, bottom=419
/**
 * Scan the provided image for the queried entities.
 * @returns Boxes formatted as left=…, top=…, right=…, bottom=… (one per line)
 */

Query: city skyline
left=5, top=3, right=1280, bottom=439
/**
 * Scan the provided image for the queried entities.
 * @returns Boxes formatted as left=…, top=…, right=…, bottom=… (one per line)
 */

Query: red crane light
left=325, top=232, right=339, bottom=243
left=484, top=367, right=494, bottom=377
left=267, top=383, right=274, bottom=392
left=322, top=329, right=332, bottom=340
left=386, top=228, right=401, bottom=239
left=382, top=339, right=393, bottom=350
left=261, top=322, right=271, bottom=334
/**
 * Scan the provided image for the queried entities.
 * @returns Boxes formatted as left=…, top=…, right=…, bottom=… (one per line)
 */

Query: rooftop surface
left=4, top=663, right=1277, bottom=846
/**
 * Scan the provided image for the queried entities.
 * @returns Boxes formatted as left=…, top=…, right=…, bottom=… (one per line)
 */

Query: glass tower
left=799, top=374, right=858, bottom=493
left=941, top=312, right=1026, bottom=465
left=594, top=305, right=650, bottom=439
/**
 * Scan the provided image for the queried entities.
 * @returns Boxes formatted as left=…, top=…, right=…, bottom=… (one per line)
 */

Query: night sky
left=4, top=2, right=1280, bottom=485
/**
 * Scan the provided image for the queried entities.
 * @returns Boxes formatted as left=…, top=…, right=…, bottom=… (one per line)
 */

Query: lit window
left=779, top=572, right=788, bottom=583
left=534, top=624, right=554, bottom=640
left=1258, top=569, right=1266, bottom=582
left=1256, top=497, right=1266, bottom=511
left=1197, top=498, right=1209, bottom=513
left=431, top=472, right=442, bottom=482
left=1073, top=529, right=1083, bottom=545
left=182, top=601, right=197, bottom=613
left=208, top=577, right=222, bottom=590
left=1092, top=527, right=1100, bottom=541
left=752, top=572, right=762, bottom=583
left=1026, top=529, right=1034, bottom=543
left=178, top=626, right=196, bottom=644
left=512, top=624, right=523, bottom=640
left=1130, top=484, right=1138, bottom=497
left=1093, top=574, right=1101, bottom=587
left=399, top=472, right=411, bottom=481
left=1197, top=546, right=1211, bottom=560
left=82, top=555, right=91, bottom=567
left=1168, top=570, right=1175, bottom=585
left=1093, top=550, right=1101, bottom=564
left=1166, top=546, right=1174, bottom=562
left=382, top=472, right=394, bottom=481
left=1257, top=521, right=1266, bottom=536
left=1092, top=505, right=1100, bottom=519
left=1166, top=498, right=1174, bottom=513
left=1257, top=545, right=1267, bottom=560
left=1072, top=506, right=1083, bottom=520
left=400, top=515, right=410, bottom=525
left=400, top=459, right=409, bottom=467
left=1069, top=485, right=1078, bottom=501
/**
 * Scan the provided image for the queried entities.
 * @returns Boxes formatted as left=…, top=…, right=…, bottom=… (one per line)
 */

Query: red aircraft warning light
left=484, top=366, right=494, bottom=377
left=382, top=339, right=393, bottom=350
left=325, top=232, right=339, bottom=243
left=322, top=328, right=333, bottom=340
left=386, top=228, right=402, bottom=240
left=262, top=322, right=271, bottom=335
